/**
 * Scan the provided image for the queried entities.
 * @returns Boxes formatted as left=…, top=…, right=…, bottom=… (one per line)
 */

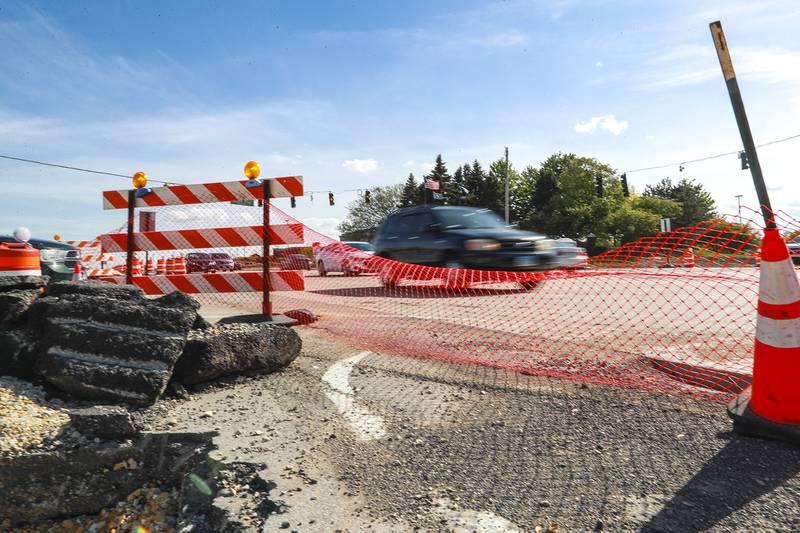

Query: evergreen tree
left=450, top=165, right=469, bottom=205
left=399, top=173, right=421, bottom=207
left=642, top=177, right=716, bottom=228
left=464, top=160, right=487, bottom=206
left=422, top=154, right=451, bottom=204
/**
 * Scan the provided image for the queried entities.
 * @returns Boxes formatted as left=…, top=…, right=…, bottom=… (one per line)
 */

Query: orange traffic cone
left=72, top=261, right=82, bottom=281
left=680, top=248, right=696, bottom=268
left=728, top=228, right=800, bottom=442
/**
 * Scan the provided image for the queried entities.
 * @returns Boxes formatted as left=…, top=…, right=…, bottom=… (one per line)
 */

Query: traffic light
left=364, top=190, right=371, bottom=204
left=621, top=173, right=629, bottom=197
left=595, top=176, right=604, bottom=197
left=290, top=196, right=296, bottom=208
left=328, top=192, right=335, bottom=206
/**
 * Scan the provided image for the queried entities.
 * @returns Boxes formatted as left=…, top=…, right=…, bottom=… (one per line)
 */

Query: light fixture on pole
left=735, top=194, right=743, bottom=224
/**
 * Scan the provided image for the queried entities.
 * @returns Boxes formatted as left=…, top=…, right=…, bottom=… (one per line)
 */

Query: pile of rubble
left=1, top=276, right=301, bottom=405
left=0, top=276, right=302, bottom=529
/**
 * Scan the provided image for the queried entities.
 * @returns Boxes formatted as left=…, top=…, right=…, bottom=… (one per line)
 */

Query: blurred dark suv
left=0, top=235, right=80, bottom=281
left=373, top=206, right=558, bottom=271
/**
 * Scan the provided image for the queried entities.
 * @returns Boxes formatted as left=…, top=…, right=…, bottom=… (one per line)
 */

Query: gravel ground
left=140, top=327, right=800, bottom=531
left=0, top=377, right=70, bottom=456
left=6, top=325, right=800, bottom=531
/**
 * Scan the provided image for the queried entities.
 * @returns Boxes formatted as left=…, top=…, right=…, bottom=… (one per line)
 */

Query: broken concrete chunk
left=0, top=289, right=39, bottom=325
left=0, top=328, right=38, bottom=379
left=67, top=405, right=137, bottom=439
left=173, top=323, right=301, bottom=385
left=0, top=275, right=48, bottom=292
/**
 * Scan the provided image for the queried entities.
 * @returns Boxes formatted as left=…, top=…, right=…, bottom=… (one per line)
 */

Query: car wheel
left=317, top=261, right=327, bottom=276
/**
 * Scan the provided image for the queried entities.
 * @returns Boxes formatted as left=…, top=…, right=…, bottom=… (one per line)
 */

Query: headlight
left=39, top=249, right=68, bottom=262
left=464, top=239, right=502, bottom=250
left=535, top=239, right=554, bottom=251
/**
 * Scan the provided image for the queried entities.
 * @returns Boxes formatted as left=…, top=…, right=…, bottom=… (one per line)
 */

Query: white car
left=314, top=241, right=376, bottom=276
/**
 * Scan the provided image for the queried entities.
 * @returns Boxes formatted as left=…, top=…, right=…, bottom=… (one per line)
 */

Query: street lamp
left=735, top=194, right=743, bottom=224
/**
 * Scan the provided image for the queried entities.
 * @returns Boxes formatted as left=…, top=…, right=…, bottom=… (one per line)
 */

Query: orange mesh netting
left=88, top=202, right=800, bottom=402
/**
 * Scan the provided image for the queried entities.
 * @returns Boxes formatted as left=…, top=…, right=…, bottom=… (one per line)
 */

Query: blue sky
left=2, top=0, right=800, bottom=239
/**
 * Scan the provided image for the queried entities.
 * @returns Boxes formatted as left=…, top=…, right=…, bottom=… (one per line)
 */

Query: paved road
left=202, top=266, right=761, bottom=397
left=150, top=326, right=800, bottom=532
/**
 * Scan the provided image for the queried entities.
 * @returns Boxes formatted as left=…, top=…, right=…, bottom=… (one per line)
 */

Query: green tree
left=486, top=158, right=520, bottom=219
left=643, top=177, right=716, bottom=229
left=605, top=195, right=682, bottom=243
left=523, top=153, right=623, bottom=238
left=463, top=160, right=487, bottom=206
left=338, top=184, right=403, bottom=236
left=399, top=173, right=421, bottom=207
left=422, top=154, right=451, bottom=204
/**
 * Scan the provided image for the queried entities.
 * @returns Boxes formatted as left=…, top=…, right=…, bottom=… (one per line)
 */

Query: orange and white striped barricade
left=101, top=174, right=304, bottom=318
left=728, top=228, right=800, bottom=443
left=96, top=270, right=304, bottom=296
left=156, top=258, right=166, bottom=275
left=100, top=224, right=304, bottom=252
left=0, top=242, right=41, bottom=276
left=102, top=177, right=303, bottom=210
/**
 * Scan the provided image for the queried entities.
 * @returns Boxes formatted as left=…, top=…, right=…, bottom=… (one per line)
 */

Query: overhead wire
left=2, top=131, right=799, bottom=192
left=0, top=154, right=179, bottom=185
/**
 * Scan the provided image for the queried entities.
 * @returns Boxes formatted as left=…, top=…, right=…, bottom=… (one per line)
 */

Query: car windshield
left=346, top=242, right=375, bottom=251
left=190, top=253, right=212, bottom=259
left=433, top=208, right=506, bottom=229
left=211, top=254, right=231, bottom=260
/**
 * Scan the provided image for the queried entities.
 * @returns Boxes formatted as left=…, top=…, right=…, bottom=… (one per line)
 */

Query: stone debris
left=31, top=282, right=200, bottom=405
left=173, top=322, right=301, bottom=385
left=0, top=377, right=69, bottom=456
left=1, top=485, right=179, bottom=533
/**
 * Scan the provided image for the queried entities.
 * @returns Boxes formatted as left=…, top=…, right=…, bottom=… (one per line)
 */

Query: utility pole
left=710, top=21, right=774, bottom=228
left=504, top=147, right=510, bottom=224
left=735, top=194, right=743, bottom=224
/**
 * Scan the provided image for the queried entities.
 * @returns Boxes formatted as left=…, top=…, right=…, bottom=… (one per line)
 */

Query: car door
left=400, top=211, right=439, bottom=266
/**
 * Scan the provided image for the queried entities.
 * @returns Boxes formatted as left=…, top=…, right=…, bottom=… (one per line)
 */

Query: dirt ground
left=137, top=326, right=800, bottom=532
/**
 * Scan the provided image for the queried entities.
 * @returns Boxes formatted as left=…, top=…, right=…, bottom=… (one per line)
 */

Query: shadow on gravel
left=643, top=434, right=800, bottom=532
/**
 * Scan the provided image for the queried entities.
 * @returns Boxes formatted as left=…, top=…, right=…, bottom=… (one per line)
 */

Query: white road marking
left=432, top=498, right=520, bottom=532
left=321, top=351, right=386, bottom=440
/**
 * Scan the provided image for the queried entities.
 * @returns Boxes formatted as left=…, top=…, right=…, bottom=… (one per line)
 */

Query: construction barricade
left=97, top=175, right=304, bottom=318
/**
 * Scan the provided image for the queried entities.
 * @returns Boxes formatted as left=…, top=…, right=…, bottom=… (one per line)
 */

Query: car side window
left=386, top=215, right=411, bottom=237
left=403, top=212, right=435, bottom=234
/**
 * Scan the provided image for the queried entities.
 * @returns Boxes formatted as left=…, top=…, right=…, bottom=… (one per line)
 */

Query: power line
left=0, top=153, right=178, bottom=185
left=625, top=132, right=800, bottom=174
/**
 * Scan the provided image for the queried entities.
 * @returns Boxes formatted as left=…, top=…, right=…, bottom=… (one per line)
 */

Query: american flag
left=424, top=179, right=440, bottom=190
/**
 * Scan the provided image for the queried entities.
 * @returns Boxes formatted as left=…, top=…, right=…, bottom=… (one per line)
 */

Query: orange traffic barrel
left=173, top=256, right=187, bottom=275
left=156, top=258, right=166, bottom=275
left=0, top=242, right=41, bottom=276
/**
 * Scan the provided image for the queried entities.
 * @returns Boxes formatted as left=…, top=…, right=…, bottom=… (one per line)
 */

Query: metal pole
left=125, top=190, right=135, bottom=285
left=735, top=194, right=743, bottom=224
left=710, top=21, right=775, bottom=229
left=504, top=147, right=510, bottom=224
left=261, top=179, right=272, bottom=318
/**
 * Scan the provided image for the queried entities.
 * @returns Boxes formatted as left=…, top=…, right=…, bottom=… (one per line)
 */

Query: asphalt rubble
left=0, top=277, right=303, bottom=531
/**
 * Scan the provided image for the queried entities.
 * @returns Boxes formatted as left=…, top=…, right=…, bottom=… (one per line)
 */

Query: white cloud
left=574, top=114, right=629, bottom=135
left=402, top=160, right=416, bottom=168
left=342, top=158, right=378, bottom=173
left=595, top=60, right=604, bottom=68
